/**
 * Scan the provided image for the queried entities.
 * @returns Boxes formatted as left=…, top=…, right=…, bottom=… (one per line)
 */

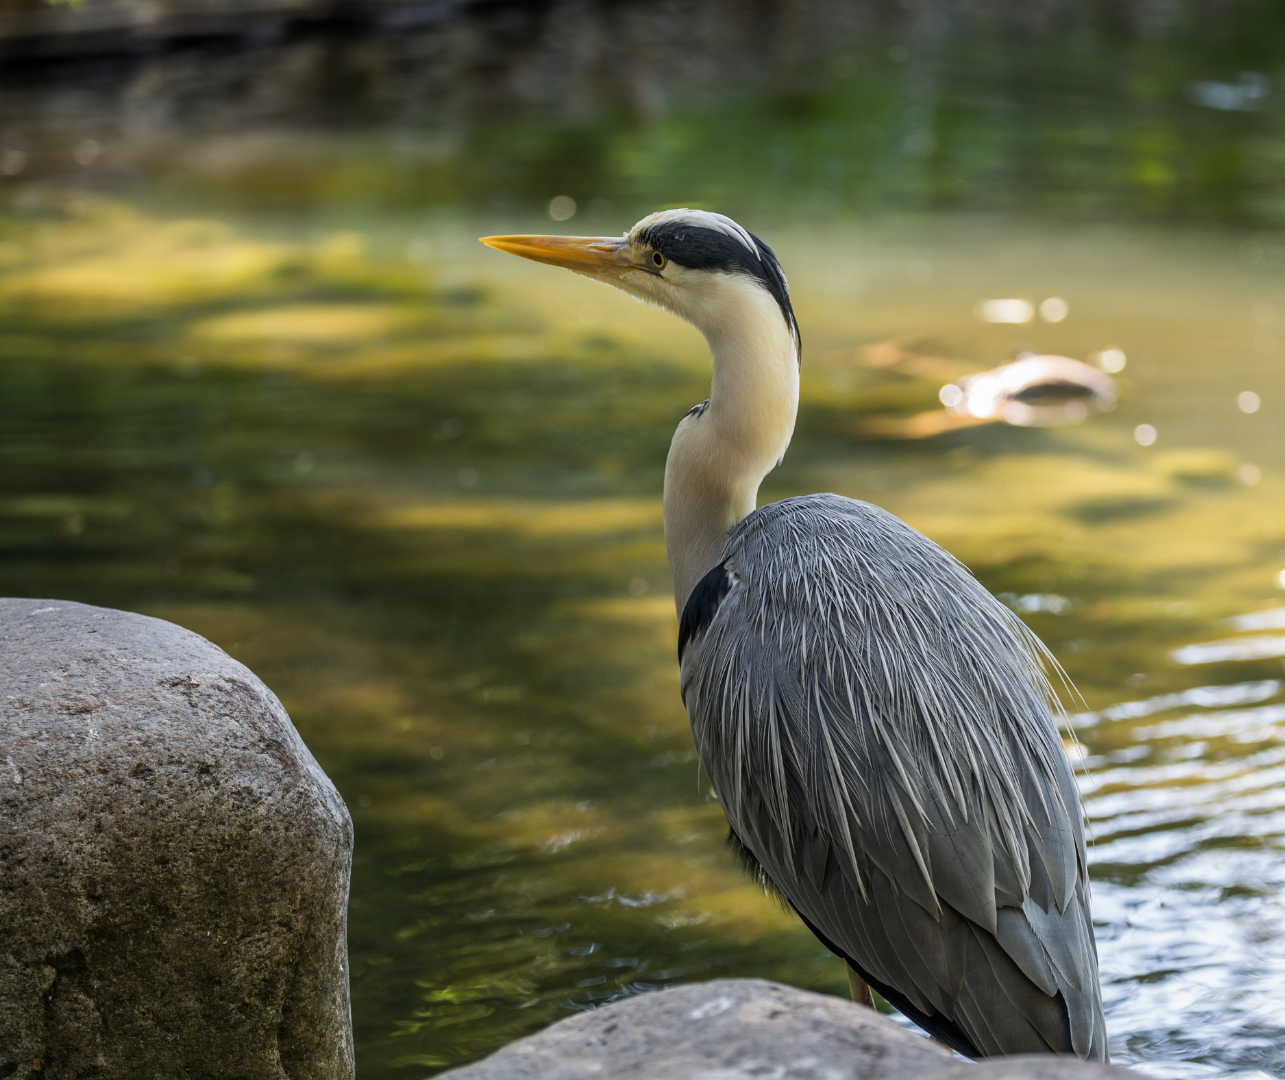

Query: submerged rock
left=434, top=978, right=1132, bottom=1080
left=0, top=599, right=353, bottom=1080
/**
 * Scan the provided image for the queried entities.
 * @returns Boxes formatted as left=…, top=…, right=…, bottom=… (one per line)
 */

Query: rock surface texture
left=435, top=978, right=1133, bottom=1080
left=0, top=599, right=354, bottom=1080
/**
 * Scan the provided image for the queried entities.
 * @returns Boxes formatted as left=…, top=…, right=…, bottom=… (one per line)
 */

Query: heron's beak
left=479, top=234, right=632, bottom=278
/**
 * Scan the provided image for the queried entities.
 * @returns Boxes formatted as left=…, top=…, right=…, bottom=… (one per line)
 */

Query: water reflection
left=1083, top=659, right=1285, bottom=1077
left=942, top=354, right=1118, bottom=428
left=3, top=2, right=1285, bottom=1076
left=3, top=190, right=1284, bottom=1077
left=1174, top=636, right=1285, bottom=665
left=7, top=1, right=1285, bottom=226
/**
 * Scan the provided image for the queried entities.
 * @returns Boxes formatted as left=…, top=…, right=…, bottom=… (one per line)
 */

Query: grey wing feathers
left=680, top=494, right=1108, bottom=1061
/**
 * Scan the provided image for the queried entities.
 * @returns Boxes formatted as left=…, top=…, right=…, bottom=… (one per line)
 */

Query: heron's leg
left=844, top=968, right=952, bottom=1051
left=846, top=963, right=874, bottom=1008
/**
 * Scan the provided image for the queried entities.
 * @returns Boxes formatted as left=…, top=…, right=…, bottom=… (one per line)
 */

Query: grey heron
left=481, top=210, right=1108, bottom=1061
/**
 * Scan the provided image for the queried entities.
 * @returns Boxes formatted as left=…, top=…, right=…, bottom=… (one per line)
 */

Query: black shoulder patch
left=678, top=560, right=733, bottom=662
left=684, top=399, right=710, bottom=419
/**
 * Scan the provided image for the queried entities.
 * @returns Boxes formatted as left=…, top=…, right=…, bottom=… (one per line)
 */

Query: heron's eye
left=651, top=251, right=667, bottom=270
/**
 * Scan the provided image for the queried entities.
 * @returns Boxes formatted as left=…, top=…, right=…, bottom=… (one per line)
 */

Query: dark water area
left=7, top=0, right=1285, bottom=225
left=4, top=2, right=1285, bottom=1077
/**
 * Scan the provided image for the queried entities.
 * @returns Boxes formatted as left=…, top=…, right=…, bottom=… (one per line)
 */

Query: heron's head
left=481, top=209, right=799, bottom=357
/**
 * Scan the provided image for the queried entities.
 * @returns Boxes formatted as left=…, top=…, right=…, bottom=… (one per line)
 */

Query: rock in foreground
left=435, top=978, right=1132, bottom=1080
left=0, top=599, right=353, bottom=1080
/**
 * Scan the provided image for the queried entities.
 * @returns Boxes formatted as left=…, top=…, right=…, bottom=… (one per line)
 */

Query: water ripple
left=1086, top=634, right=1285, bottom=1074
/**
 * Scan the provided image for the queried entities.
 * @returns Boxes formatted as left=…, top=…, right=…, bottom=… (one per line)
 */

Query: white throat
left=663, top=272, right=799, bottom=612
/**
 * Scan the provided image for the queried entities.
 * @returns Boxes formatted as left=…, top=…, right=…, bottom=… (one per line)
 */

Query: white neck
left=663, top=273, right=799, bottom=612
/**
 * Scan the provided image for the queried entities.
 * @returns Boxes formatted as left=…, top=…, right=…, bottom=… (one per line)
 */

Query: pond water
left=3, top=4, right=1285, bottom=1077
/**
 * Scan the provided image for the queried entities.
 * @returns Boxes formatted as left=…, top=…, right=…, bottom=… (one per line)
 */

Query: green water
left=4, top=5, right=1285, bottom=1076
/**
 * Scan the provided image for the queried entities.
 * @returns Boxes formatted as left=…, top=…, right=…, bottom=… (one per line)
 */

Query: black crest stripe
left=637, top=222, right=800, bottom=360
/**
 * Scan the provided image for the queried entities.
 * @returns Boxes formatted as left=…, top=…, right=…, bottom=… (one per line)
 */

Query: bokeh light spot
left=1098, top=348, right=1127, bottom=373
left=976, top=298, right=1033, bottom=324
left=1039, top=296, right=1069, bottom=322
left=548, top=196, right=577, bottom=222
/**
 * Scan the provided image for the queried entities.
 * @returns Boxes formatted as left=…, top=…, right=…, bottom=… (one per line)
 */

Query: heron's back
left=679, top=493, right=1107, bottom=1060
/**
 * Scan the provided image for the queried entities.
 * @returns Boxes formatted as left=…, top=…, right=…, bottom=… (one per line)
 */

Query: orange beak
left=479, top=234, right=632, bottom=277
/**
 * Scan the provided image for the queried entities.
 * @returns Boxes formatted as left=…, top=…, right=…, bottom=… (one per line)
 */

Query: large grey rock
left=436, top=978, right=1133, bottom=1080
left=0, top=599, right=354, bottom=1080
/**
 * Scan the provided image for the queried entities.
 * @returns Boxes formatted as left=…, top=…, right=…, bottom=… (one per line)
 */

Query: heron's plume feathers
left=681, top=495, right=1081, bottom=917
